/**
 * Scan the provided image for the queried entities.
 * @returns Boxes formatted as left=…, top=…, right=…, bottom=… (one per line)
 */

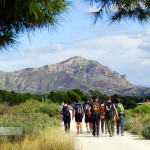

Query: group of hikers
left=60, top=96, right=125, bottom=138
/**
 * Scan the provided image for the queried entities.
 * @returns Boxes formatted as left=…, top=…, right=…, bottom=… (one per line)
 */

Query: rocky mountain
left=0, top=56, right=149, bottom=96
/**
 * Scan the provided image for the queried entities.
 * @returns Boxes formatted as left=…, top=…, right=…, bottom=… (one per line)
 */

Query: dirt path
left=69, top=118, right=150, bottom=150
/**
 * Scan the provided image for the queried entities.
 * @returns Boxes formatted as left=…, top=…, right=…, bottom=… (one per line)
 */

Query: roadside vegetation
left=0, top=88, right=149, bottom=150
left=124, top=104, right=150, bottom=139
left=0, top=99, right=75, bottom=150
left=0, top=128, right=75, bottom=150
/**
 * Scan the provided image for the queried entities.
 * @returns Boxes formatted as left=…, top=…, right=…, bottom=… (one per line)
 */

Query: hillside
left=0, top=56, right=149, bottom=96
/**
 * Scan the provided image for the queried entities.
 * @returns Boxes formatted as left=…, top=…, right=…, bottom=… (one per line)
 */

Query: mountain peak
left=60, top=56, right=87, bottom=64
left=1, top=56, right=145, bottom=96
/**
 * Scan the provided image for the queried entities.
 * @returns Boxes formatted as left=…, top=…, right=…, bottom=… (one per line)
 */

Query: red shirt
left=100, top=104, right=105, bottom=116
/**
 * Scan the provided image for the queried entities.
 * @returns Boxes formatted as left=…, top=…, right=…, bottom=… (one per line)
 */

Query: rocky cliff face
left=0, top=56, right=149, bottom=96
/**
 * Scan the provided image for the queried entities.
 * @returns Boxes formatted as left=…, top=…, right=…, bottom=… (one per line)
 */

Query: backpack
left=100, top=104, right=105, bottom=116
left=75, top=104, right=82, bottom=115
left=92, top=102, right=100, bottom=115
left=62, top=105, right=70, bottom=117
left=84, top=103, right=89, bottom=114
left=105, top=102, right=114, bottom=119
left=117, top=103, right=124, bottom=114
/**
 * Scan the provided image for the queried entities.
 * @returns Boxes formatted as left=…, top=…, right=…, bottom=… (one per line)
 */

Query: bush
left=15, top=100, right=60, bottom=117
left=0, top=128, right=75, bottom=150
left=133, top=104, right=150, bottom=114
left=126, top=100, right=137, bottom=109
left=125, top=105, right=150, bottom=139
left=124, top=115, right=133, bottom=131
left=0, top=113, right=60, bottom=137
left=0, top=100, right=61, bottom=139
left=142, top=124, right=150, bottom=139
left=35, top=103, right=60, bottom=117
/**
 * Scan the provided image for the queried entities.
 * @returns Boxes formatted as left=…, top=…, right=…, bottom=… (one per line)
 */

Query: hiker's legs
left=89, top=122, right=92, bottom=133
left=79, top=122, right=82, bottom=133
left=85, top=114, right=90, bottom=132
left=96, top=115, right=100, bottom=136
left=85, top=114, right=89, bottom=128
left=120, top=115, right=124, bottom=135
left=116, top=117, right=120, bottom=134
left=111, top=118, right=115, bottom=135
left=75, top=115, right=82, bottom=134
left=86, top=123, right=88, bottom=129
left=76, top=122, right=80, bottom=133
left=101, top=117, right=105, bottom=133
left=92, top=116, right=96, bottom=136
left=89, top=116, right=93, bottom=133
left=105, top=120, right=108, bottom=134
left=68, top=119, right=71, bottom=131
left=106, top=119, right=113, bottom=136
left=86, top=122, right=90, bottom=132
left=64, top=117, right=68, bottom=132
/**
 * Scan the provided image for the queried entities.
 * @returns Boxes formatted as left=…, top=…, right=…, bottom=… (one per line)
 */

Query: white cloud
left=0, top=25, right=150, bottom=86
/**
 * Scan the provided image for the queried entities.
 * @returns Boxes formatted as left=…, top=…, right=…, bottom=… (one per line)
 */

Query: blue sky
left=0, top=0, right=150, bottom=87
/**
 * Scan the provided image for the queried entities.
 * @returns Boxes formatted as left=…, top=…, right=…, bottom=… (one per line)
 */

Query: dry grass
left=0, top=128, right=75, bottom=150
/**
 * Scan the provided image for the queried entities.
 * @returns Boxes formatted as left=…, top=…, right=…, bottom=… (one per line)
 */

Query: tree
left=84, top=0, right=150, bottom=24
left=0, top=0, right=70, bottom=50
left=72, top=88, right=87, bottom=101
left=88, top=89, right=107, bottom=100
left=48, top=91, right=70, bottom=103
left=67, top=90, right=81, bottom=103
left=126, top=100, right=138, bottom=109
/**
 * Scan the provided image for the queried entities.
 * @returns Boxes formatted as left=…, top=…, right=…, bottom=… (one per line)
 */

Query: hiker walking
left=72, top=100, right=84, bottom=134
left=100, top=100, right=107, bottom=134
left=83, top=97, right=91, bottom=133
left=88, top=96, right=100, bottom=138
left=88, top=97, right=94, bottom=133
left=116, top=98, right=125, bottom=136
left=105, top=96, right=118, bottom=137
left=61, top=100, right=73, bottom=133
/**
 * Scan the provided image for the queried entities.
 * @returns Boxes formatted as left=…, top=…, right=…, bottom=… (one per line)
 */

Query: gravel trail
left=69, top=118, right=150, bottom=150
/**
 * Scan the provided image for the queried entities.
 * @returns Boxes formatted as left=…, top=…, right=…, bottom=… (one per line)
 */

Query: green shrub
left=15, top=100, right=60, bottom=117
left=124, top=115, right=133, bottom=130
left=131, top=127, right=140, bottom=135
left=0, top=113, right=59, bottom=136
left=131, top=125, right=143, bottom=135
left=133, top=104, right=150, bottom=114
left=0, top=128, right=75, bottom=150
left=141, top=114, right=150, bottom=124
left=35, top=103, right=60, bottom=117
left=125, top=105, right=150, bottom=139
left=126, top=100, right=137, bottom=109
left=142, top=124, right=150, bottom=139
left=0, top=100, right=61, bottom=140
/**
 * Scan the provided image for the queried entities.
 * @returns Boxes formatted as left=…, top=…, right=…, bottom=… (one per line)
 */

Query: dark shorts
left=75, top=115, right=82, bottom=122
left=88, top=115, right=93, bottom=123
left=85, top=114, right=91, bottom=123
left=64, top=116, right=71, bottom=124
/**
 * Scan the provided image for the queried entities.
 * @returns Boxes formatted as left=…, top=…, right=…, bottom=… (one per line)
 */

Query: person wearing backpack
left=83, top=97, right=91, bottom=133
left=60, top=100, right=73, bottom=133
left=88, top=96, right=100, bottom=138
left=105, top=96, right=118, bottom=137
left=72, top=99, right=84, bottom=134
left=88, top=97, right=94, bottom=133
left=116, top=98, right=125, bottom=136
left=100, top=100, right=107, bottom=134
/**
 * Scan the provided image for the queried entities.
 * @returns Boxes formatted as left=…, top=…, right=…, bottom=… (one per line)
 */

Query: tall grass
left=125, top=104, right=150, bottom=139
left=0, top=100, right=75, bottom=149
left=0, top=128, right=75, bottom=150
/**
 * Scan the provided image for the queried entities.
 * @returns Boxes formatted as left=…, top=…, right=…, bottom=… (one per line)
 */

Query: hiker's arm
left=82, top=108, right=84, bottom=118
left=88, top=107, right=91, bottom=116
left=72, top=109, right=75, bottom=120
left=60, top=107, right=63, bottom=115
left=113, top=105, right=118, bottom=119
